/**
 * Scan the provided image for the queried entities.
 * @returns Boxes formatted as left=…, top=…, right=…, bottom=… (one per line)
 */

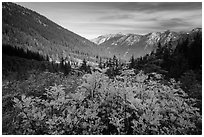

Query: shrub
left=2, top=71, right=83, bottom=134
left=12, top=71, right=202, bottom=135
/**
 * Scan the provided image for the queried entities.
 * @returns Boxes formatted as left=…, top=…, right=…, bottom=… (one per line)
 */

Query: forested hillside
left=3, top=36, right=202, bottom=134
left=2, top=2, right=109, bottom=62
left=2, top=2, right=202, bottom=135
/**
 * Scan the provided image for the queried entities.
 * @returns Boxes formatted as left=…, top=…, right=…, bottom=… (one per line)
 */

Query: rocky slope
left=91, top=28, right=201, bottom=60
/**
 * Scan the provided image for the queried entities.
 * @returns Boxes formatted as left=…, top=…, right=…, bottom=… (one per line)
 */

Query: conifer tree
left=80, top=59, right=88, bottom=72
left=129, top=55, right=135, bottom=69
left=98, top=57, right=103, bottom=69
left=64, top=61, right=71, bottom=75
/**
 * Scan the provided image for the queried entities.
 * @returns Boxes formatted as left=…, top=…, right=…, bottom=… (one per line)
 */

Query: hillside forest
left=2, top=2, right=202, bottom=135
left=2, top=31, right=202, bottom=134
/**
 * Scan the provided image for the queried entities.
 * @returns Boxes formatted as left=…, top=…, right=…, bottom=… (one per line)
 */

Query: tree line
left=128, top=33, right=202, bottom=80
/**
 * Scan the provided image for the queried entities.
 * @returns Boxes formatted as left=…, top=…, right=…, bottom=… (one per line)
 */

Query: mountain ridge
left=91, top=28, right=201, bottom=45
left=91, top=28, right=202, bottom=60
left=2, top=2, right=202, bottom=62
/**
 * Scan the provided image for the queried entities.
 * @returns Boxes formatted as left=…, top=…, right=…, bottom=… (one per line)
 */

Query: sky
left=16, top=2, right=202, bottom=39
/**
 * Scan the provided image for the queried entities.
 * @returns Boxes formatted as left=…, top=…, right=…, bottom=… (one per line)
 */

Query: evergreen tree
left=98, top=57, right=103, bottom=69
left=129, top=55, right=135, bottom=69
left=48, top=62, right=54, bottom=72
left=60, top=57, right=64, bottom=72
left=46, top=55, right=50, bottom=62
left=80, top=59, right=89, bottom=73
left=155, top=42, right=163, bottom=58
left=105, top=55, right=122, bottom=78
left=64, top=61, right=71, bottom=75
left=2, top=44, right=45, bottom=61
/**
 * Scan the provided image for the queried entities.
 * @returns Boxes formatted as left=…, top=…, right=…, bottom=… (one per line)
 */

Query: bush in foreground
left=12, top=71, right=202, bottom=134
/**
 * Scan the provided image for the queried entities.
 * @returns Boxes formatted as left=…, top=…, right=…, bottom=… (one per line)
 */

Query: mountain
left=91, top=33, right=125, bottom=45
left=2, top=2, right=106, bottom=63
left=2, top=2, right=201, bottom=63
left=91, top=29, right=201, bottom=60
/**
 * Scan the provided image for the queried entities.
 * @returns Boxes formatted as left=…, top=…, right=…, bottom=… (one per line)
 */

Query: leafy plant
left=10, top=71, right=202, bottom=135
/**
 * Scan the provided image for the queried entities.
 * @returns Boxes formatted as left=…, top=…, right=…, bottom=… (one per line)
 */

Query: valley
left=2, top=2, right=202, bottom=135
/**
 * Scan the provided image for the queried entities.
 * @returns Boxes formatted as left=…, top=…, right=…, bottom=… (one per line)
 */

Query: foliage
left=59, top=57, right=72, bottom=75
left=179, top=70, right=202, bottom=112
left=129, top=55, right=135, bottom=69
left=79, top=59, right=91, bottom=73
left=2, top=2, right=202, bottom=135
left=2, top=54, right=49, bottom=80
left=2, top=71, right=83, bottom=134
left=3, top=47, right=71, bottom=79
left=132, top=32, right=202, bottom=80
left=104, top=55, right=123, bottom=78
left=9, top=71, right=202, bottom=135
left=129, top=35, right=202, bottom=105
left=3, top=44, right=45, bottom=61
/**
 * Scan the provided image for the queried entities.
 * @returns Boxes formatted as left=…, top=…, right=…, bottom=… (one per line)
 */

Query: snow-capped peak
left=91, top=33, right=125, bottom=45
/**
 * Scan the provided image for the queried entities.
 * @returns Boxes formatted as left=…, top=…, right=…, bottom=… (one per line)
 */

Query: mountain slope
left=91, top=29, right=201, bottom=60
left=91, top=33, right=125, bottom=45
left=2, top=2, right=105, bottom=62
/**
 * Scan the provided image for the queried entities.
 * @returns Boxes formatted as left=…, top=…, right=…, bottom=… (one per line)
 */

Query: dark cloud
left=109, top=2, right=201, bottom=12
left=158, top=18, right=190, bottom=28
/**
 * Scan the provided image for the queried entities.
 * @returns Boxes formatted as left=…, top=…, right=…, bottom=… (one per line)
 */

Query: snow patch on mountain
left=91, top=28, right=201, bottom=60
left=91, top=33, right=125, bottom=45
left=126, top=34, right=142, bottom=45
left=115, top=34, right=141, bottom=46
left=146, top=32, right=161, bottom=45
left=111, top=42, right=118, bottom=45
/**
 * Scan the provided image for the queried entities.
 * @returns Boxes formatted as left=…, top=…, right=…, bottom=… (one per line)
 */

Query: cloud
left=16, top=2, right=202, bottom=39
left=98, top=14, right=134, bottom=21
left=158, top=18, right=190, bottom=28
left=110, top=2, right=202, bottom=13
